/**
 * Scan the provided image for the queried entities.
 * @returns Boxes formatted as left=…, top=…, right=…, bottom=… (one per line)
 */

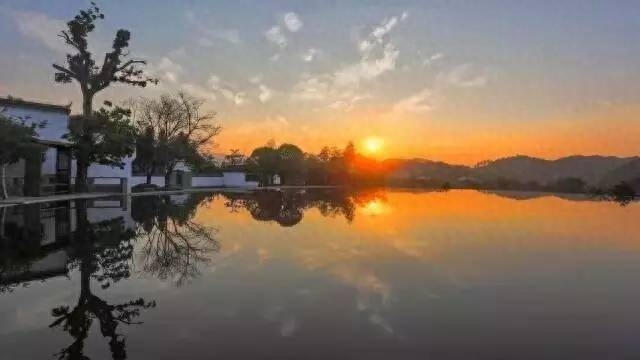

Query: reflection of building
left=0, top=202, right=72, bottom=284
left=0, top=197, right=131, bottom=285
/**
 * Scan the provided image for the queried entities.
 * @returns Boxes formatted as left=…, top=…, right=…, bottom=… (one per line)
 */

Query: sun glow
left=360, top=199, right=389, bottom=216
left=363, top=136, right=384, bottom=155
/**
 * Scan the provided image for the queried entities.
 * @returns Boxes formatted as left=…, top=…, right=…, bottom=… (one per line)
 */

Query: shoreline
left=0, top=185, right=634, bottom=208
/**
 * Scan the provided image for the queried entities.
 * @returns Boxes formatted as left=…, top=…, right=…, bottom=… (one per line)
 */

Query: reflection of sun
left=360, top=199, right=389, bottom=216
left=363, top=136, right=384, bottom=155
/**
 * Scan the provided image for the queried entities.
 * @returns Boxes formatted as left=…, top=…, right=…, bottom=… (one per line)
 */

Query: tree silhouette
left=132, top=194, right=219, bottom=286
left=53, top=3, right=155, bottom=191
left=49, top=199, right=155, bottom=360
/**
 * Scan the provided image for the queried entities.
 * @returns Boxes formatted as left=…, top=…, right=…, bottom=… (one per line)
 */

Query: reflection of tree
left=131, top=193, right=219, bottom=286
left=50, top=199, right=155, bottom=360
left=222, top=189, right=359, bottom=226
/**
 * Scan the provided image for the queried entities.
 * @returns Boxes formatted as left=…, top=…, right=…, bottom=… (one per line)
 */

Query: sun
left=363, top=136, right=384, bottom=155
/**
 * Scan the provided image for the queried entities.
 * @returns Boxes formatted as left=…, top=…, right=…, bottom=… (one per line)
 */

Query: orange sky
left=213, top=104, right=640, bottom=165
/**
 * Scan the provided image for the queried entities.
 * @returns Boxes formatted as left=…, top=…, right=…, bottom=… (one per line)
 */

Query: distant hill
left=385, top=155, right=640, bottom=188
left=383, top=158, right=472, bottom=182
left=599, top=158, right=640, bottom=189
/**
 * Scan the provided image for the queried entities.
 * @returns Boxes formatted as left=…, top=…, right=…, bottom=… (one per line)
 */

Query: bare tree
left=134, top=92, right=221, bottom=185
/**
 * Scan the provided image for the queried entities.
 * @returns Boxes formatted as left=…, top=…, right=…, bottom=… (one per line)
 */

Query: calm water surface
left=1, top=189, right=639, bottom=359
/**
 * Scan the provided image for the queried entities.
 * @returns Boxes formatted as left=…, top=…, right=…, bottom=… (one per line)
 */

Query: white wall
left=191, top=176, right=224, bottom=187
left=3, top=105, right=70, bottom=142
left=130, top=176, right=165, bottom=188
left=42, top=148, right=57, bottom=175
left=222, top=172, right=258, bottom=188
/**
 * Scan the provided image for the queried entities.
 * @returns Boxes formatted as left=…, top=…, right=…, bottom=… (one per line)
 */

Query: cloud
left=422, top=52, right=444, bottom=67
left=283, top=12, right=303, bottom=32
left=334, top=43, right=399, bottom=87
left=182, top=83, right=217, bottom=102
left=249, top=74, right=263, bottom=84
left=186, top=10, right=241, bottom=45
left=393, top=87, right=434, bottom=114
left=149, top=57, right=185, bottom=84
left=372, top=16, right=399, bottom=40
left=258, top=84, right=273, bottom=103
left=301, top=48, right=320, bottom=62
left=269, top=53, right=282, bottom=62
left=292, top=75, right=330, bottom=101
left=7, top=9, right=66, bottom=53
left=437, top=63, right=488, bottom=88
left=208, top=74, right=248, bottom=105
left=232, top=115, right=290, bottom=137
left=264, top=26, right=287, bottom=48
left=290, top=12, right=407, bottom=112
left=328, top=95, right=370, bottom=112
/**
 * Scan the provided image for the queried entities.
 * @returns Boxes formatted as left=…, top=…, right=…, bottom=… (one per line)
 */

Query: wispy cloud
left=393, top=87, right=434, bottom=114
left=437, top=63, right=488, bottom=88
left=264, top=26, right=288, bottom=48
left=208, top=74, right=248, bottom=106
left=186, top=10, right=241, bottom=45
left=422, top=52, right=444, bottom=67
left=5, top=9, right=66, bottom=53
left=149, top=57, right=185, bottom=84
left=291, top=12, right=408, bottom=110
left=301, top=48, right=320, bottom=62
left=182, top=83, right=217, bottom=102
left=328, top=95, right=370, bottom=112
left=283, top=12, right=303, bottom=32
left=258, top=84, right=273, bottom=103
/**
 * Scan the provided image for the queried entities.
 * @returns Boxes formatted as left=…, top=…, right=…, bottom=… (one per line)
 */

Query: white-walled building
left=1, top=97, right=74, bottom=196
left=1, top=97, right=257, bottom=196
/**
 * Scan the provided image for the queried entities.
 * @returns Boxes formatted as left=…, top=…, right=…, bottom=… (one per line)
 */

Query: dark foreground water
left=1, top=189, right=639, bottom=360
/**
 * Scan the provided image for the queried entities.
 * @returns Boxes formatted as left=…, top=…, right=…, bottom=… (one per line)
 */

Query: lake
left=1, top=189, right=639, bottom=359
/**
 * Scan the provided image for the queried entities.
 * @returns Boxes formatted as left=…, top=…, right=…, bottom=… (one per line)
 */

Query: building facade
left=1, top=97, right=258, bottom=197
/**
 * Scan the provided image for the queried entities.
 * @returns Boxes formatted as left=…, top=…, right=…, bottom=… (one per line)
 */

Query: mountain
left=474, top=155, right=636, bottom=185
left=385, top=155, right=640, bottom=187
left=599, top=158, right=640, bottom=189
left=383, top=159, right=472, bottom=182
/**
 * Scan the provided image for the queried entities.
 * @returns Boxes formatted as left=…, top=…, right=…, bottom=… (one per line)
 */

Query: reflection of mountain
left=386, top=155, right=640, bottom=188
left=221, top=189, right=357, bottom=226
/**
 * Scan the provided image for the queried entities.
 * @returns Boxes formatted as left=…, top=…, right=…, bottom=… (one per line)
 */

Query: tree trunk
left=1, top=164, right=7, bottom=200
left=164, top=171, right=171, bottom=188
left=75, top=158, right=88, bottom=193
left=75, top=91, right=93, bottom=193
left=146, top=164, right=155, bottom=185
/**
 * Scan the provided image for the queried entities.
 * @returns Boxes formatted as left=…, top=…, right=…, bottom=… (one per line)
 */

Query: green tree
left=135, top=125, right=157, bottom=184
left=53, top=3, right=155, bottom=191
left=247, top=145, right=279, bottom=186
left=0, top=113, right=45, bottom=199
left=277, top=143, right=305, bottom=185
left=64, top=103, right=137, bottom=191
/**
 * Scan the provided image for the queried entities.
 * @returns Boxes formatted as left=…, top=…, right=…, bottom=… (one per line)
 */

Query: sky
left=0, top=0, right=639, bottom=164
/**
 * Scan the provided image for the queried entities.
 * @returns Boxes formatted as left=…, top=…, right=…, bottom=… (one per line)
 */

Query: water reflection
left=0, top=194, right=218, bottom=359
left=221, top=188, right=362, bottom=225
left=0, top=189, right=639, bottom=359
left=131, top=193, right=219, bottom=286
